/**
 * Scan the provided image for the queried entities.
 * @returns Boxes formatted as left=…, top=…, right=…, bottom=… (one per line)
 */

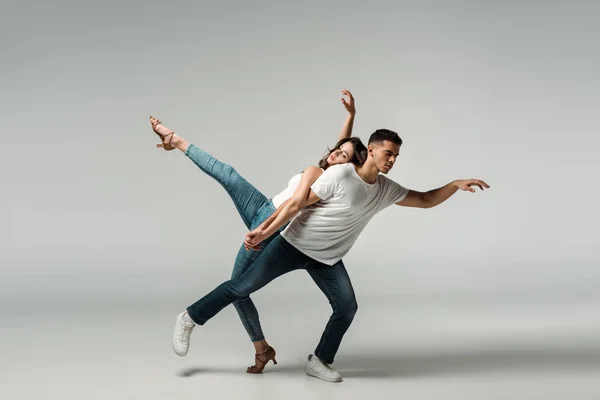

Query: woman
left=149, top=90, right=366, bottom=373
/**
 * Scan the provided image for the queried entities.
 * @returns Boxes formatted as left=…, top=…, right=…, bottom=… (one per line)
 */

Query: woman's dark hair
left=317, top=137, right=368, bottom=170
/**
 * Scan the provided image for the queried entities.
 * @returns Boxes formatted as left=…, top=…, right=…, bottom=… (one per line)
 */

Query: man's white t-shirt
left=280, top=163, right=409, bottom=266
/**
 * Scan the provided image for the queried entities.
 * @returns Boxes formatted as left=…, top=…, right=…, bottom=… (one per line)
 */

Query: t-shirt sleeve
left=310, top=165, right=342, bottom=200
left=381, top=177, right=410, bottom=207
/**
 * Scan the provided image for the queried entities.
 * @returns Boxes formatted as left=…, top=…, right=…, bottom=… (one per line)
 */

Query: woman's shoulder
left=302, top=165, right=325, bottom=177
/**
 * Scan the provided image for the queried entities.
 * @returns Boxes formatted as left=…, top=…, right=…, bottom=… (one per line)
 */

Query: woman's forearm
left=338, top=113, right=355, bottom=141
left=338, top=90, right=356, bottom=140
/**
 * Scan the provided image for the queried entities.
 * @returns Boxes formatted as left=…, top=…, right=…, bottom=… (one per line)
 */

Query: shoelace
left=313, top=359, right=335, bottom=375
left=176, top=323, right=194, bottom=343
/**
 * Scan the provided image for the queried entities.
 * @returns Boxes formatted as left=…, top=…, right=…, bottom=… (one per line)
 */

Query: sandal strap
left=150, top=119, right=174, bottom=145
left=254, top=354, right=268, bottom=363
left=254, top=346, right=274, bottom=363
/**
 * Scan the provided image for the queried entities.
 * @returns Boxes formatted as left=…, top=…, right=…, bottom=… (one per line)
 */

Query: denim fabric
left=186, top=144, right=269, bottom=230
left=229, top=201, right=282, bottom=341
left=186, top=235, right=358, bottom=365
left=185, top=144, right=357, bottom=362
left=186, top=144, right=279, bottom=341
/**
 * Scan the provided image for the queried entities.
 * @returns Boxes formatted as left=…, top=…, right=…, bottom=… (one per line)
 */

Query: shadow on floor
left=336, top=345, right=600, bottom=378
left=178, top=344, right=600, bottom=378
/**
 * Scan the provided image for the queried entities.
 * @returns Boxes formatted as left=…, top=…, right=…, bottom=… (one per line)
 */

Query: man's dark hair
left=368, top=129, right=402, bottom=146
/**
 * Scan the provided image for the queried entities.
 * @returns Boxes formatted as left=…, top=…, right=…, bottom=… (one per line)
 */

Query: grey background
left=2, top=1, right=599, bottom=398
left=2, top=0, right=597, bottom=304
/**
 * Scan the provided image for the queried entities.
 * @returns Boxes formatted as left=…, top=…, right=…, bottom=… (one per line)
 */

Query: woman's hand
left=341, top=89, right=356, bottom=116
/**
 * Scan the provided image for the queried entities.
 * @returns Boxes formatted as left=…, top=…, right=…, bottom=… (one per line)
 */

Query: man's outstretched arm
left=397, top=179, right=490, bottom=209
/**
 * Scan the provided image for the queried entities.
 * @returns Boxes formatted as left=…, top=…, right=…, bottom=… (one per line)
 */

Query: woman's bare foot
left=149, top=116, right=181, bottom=151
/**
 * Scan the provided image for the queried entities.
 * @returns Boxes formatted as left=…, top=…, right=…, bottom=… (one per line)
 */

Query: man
left=173, top=129, right=489, bottom=383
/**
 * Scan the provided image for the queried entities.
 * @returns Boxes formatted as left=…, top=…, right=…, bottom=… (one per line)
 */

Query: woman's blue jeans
left=185, top=144, right=358, bottom=364
left=185, top=144, right=280, bottom=342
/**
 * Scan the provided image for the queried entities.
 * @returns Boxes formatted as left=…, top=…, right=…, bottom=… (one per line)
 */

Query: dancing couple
left=148, top=90, right=489, bottom=382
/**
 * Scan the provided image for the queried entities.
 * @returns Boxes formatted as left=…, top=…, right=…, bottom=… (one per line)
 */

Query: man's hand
left=244, top=229, right=267, bottom=251
left=341, top=89, right=356, bottom=116
left=397, top=179, right=490, bottom=208
left=455, top=179, right=490, bottom=192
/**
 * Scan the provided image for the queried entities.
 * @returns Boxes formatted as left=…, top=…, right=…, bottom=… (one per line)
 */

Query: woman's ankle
left=253, top=340, right=270, bottom=354
left=172, top=135, right=189, bottom=153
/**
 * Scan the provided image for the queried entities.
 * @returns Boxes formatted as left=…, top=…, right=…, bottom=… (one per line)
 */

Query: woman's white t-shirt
left=271, top=173, right=302, bottom=209
left=271, top=168, right=324, bottom=208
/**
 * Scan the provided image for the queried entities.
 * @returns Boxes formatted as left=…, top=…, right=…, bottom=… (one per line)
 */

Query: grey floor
left=5, top=295, right=600, bottom=400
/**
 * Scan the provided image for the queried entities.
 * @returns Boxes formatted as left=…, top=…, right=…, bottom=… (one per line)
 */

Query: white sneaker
left=304, top=354, right=343, bottom=382
left=172, top=311, right=195, bottom=357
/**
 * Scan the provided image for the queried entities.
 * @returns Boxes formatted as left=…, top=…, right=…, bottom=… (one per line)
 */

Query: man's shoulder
left=333, top=163, right=355, bottom=173
left=377, top=173, right=403, bottom=188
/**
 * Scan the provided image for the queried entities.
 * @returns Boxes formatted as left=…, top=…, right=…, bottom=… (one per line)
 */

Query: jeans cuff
left=186, top=306, right=203, bottom=325
left=185, top=143, right=196, bottom=157
left=314, top=351, right=333, bottom=365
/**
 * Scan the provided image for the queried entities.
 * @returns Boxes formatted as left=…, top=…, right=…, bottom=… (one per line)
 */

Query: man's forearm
left=257, top=198, right=290, bottom=231
left=262, top=201, right=301, bottom=237
left=423, top=181, right=459, bottom=208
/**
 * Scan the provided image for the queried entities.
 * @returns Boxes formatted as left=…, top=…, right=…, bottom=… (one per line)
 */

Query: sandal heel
left=246, top=346, right=277, bottom=374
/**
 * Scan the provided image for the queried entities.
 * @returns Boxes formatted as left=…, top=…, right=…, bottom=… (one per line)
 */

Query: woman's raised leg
left=150, top=117, right=268, bottom=229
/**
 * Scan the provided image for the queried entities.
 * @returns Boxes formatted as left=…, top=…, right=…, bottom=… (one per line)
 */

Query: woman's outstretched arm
left=337, top=89, right=356, bottom=141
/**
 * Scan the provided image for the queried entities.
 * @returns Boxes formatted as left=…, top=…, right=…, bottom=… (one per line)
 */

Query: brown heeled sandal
left=246, top=346, right=277, bottom=374
left=149, top=116, right=176, bottom=151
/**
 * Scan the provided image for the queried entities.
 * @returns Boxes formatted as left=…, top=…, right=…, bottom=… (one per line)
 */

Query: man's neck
left=354, top=159, right=380, bottom=184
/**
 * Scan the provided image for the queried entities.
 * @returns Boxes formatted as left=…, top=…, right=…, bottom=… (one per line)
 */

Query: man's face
left=369, top=140, right=400, bottom=174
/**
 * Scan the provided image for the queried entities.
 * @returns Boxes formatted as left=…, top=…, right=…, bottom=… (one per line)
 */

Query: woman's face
left=327, top=142, right=355, bottom=165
